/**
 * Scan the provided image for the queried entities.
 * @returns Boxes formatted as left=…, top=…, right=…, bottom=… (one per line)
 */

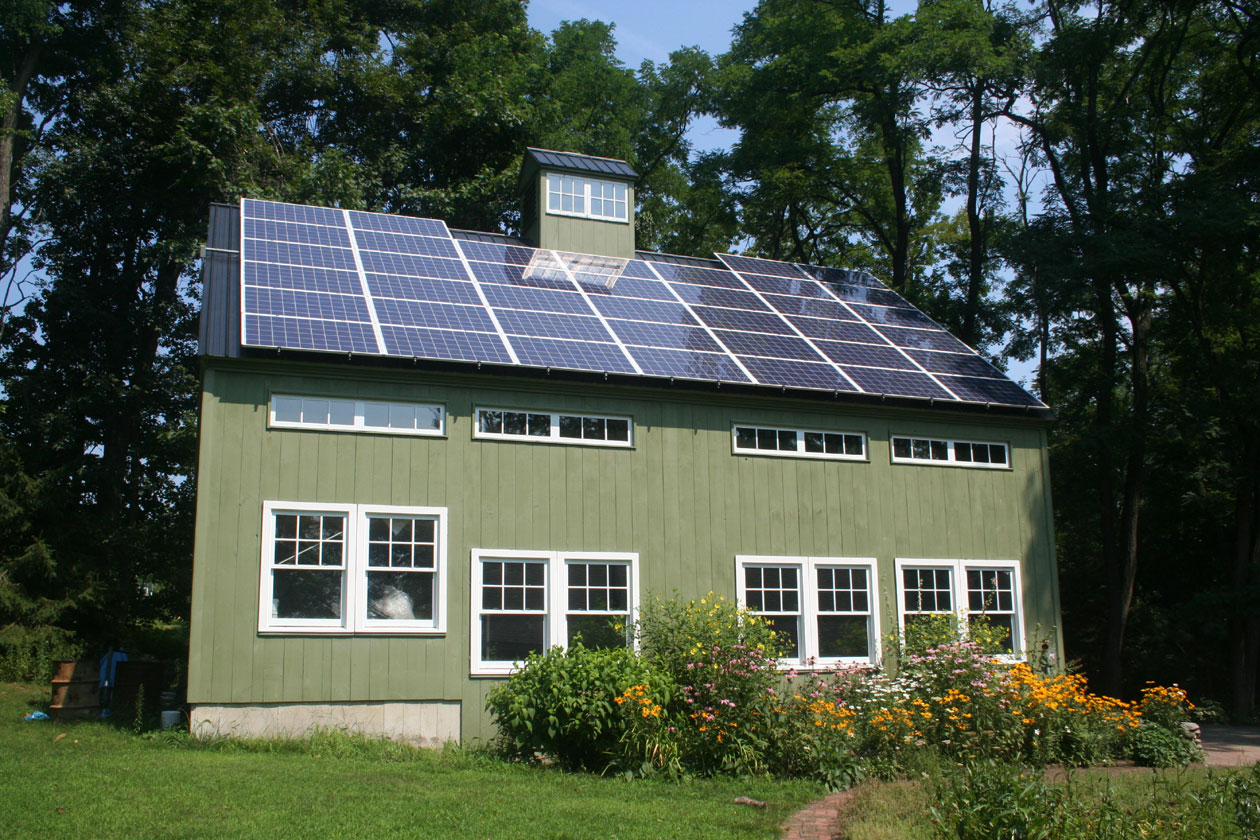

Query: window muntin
left=816, top=566, right=873, bottom=659
left=259, top=502, right=448, bottom=634
left=270, top=395, right=444, bottom=437
left=270, top=512, right=346, bottom=623
left=736, top=556, right=879, bottom=666
left=471, top=551, right=638, bottom=674
left=475, top=408, right=632, bottom=447
left=743, top=565, right=802, bottom=660
left=967, top=568, right=1017, bottom=652
left=546, top=174, right=629, bottom=222
left=733, top=424, right=866, bottom=461
left=890, top=435, right=1008, bottom=468
left=566, top=561, right=631, bottom=648
left=894, top=559, right=1023, bottom=655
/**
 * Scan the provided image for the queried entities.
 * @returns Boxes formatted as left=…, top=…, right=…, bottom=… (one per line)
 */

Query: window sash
left=890, top=435, right=1009, bottom=468
left=732, top=423, right=866, bottom=461
left=259, top=502, right=448, bottom=635
left=475, top=408, right=633, bottom=447
left=270, top=394, right=444, bottom=437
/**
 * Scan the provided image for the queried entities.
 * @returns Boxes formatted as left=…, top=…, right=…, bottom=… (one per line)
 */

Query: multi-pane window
left=566, top=561, right=631, bottom=648
left=475, top=408, right=632, bottom=447
left=479, top=558, right=548, bottom=665
left=737, top=557, right=879, bottom=666
left=471, top=551, right=638, bottom=674
left=895, top=559, right=1023, bottom=655
left=269, top=512, right=346, bottom=623
left=816, top=567, right=873, bottom=659
left=890, top=435, right=1008, bottom=468
left=365, top=516, right=438, bottom=624
left=546, top=174, right=629, bottom=222
left=900, top=567, right=955, bottom=633
left=259, top=502, right=447, bottom=634
left=270, top=395, right=444, bottom=437
left=733, top=424, right=865, bottom=461
left=967, top=568, right=1017, bottom=652
left=742, top=565, right=802, bottom=659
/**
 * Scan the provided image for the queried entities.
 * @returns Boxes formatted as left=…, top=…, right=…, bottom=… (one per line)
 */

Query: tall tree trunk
left=1, top=40, right=42, bottom=243
left=961, top=85, right=985, bottom=348
left=1103, top=297, right=1150, bottom=697
left=1230, top=434, right=1260, bottom=718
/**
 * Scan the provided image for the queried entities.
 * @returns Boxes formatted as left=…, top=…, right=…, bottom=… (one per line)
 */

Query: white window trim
left=893, top=558, right=1024, bottom=659
left=470, top=549, right=639, bottom=676
left=473, top=407, right=634, bottom=448
left=735, top=555, right=881, bottom=668
left=258, top=501, right=448, bottom=635
left=545, top=173, right=630, bottom=223
left=731, top=423, right=867, bottom=462
left=889, top=434, right=1010, bottom=469
left=269, top=394, right=446, bottom=437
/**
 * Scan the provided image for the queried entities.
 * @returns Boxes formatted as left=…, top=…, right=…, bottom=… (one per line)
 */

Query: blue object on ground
left=24, top=711, right=50, bottom=721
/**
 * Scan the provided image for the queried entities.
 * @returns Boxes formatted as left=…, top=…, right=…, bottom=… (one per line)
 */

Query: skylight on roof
left=523, top=249, right=628, bottom=290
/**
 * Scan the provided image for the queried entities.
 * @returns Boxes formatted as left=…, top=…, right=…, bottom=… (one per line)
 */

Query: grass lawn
left=0, top=683, right=823, bottom=839
left=839, top=764, right=1253, bottom=840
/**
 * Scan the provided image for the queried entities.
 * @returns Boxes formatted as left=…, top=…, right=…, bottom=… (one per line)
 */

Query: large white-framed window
left=269, top=394, right=445, bottom=437
left=890, top=435, right=1009, bottom=468
left=893, top=558, right=1024, bottom=656
left=474, top=407, right=632, bottom=447
left=470, top=550, right=639, bottom=675
left=258, top=501, right=448, bottom=635
left=732, top=423, right=866, bottom=461
left=736, top=556, right=880, bottom=667
left=546, top=174, right=629, bottom=222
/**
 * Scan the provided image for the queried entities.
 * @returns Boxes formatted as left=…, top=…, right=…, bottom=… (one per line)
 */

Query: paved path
left=1201, top=725, right=1260, bottom=767
left=779, top=726, right=1260, bottom=840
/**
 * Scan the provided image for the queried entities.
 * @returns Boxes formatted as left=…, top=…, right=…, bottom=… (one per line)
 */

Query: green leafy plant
left=486, top=642, right=659, bottom=771
left=1129, top=722, right=1202, bottom=768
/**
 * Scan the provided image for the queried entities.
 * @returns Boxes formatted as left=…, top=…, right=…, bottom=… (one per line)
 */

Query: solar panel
left=629, top=346, right=752, bottom=383
left=814, top=340, right=919, bottom=370
left=844, top=367, right=952, bottom=400
left=236, top=199, right=1044, bottom=408
left=380, top=325, right=512, bottom=363
left=606, top=320, right=722, bottom=352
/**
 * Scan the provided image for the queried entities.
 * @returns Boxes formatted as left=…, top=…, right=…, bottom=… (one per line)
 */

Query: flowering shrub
left=486, top=642, right=659, bottom=770
left=487, top=592, right=1200, bottom=781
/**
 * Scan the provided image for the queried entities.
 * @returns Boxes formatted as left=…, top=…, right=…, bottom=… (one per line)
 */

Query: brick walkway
left=780, top=789, right=853, bottom=840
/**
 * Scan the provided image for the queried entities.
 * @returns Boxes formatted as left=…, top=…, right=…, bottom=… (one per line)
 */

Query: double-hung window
left=736, top=556, right=880, bottom=666
left=259, top=501, right=448, bottom=634
left=894, top=559, right=1023, bottom=655
left=471, top=550, right=638, bottom=675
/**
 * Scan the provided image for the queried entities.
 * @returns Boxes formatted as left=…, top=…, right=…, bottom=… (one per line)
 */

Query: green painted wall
left=187, top=359, right=1062, bottom=743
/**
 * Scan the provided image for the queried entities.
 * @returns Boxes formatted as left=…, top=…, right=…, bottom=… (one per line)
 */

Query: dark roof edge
left=227, top=345, right=1055, bottom=423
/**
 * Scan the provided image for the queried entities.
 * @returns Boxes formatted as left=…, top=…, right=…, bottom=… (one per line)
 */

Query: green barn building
left=188, top=149, right=1061, bottom=744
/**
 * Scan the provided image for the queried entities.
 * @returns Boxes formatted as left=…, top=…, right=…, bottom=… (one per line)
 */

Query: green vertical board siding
left=187, top=360, right=1060, bottom=743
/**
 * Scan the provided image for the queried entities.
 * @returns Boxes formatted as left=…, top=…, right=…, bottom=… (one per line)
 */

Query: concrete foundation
left=190, top=701, right=460, bottom=746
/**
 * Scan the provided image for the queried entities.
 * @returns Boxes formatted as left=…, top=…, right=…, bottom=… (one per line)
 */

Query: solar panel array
left=239, top=199, right=1043, bottom=408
